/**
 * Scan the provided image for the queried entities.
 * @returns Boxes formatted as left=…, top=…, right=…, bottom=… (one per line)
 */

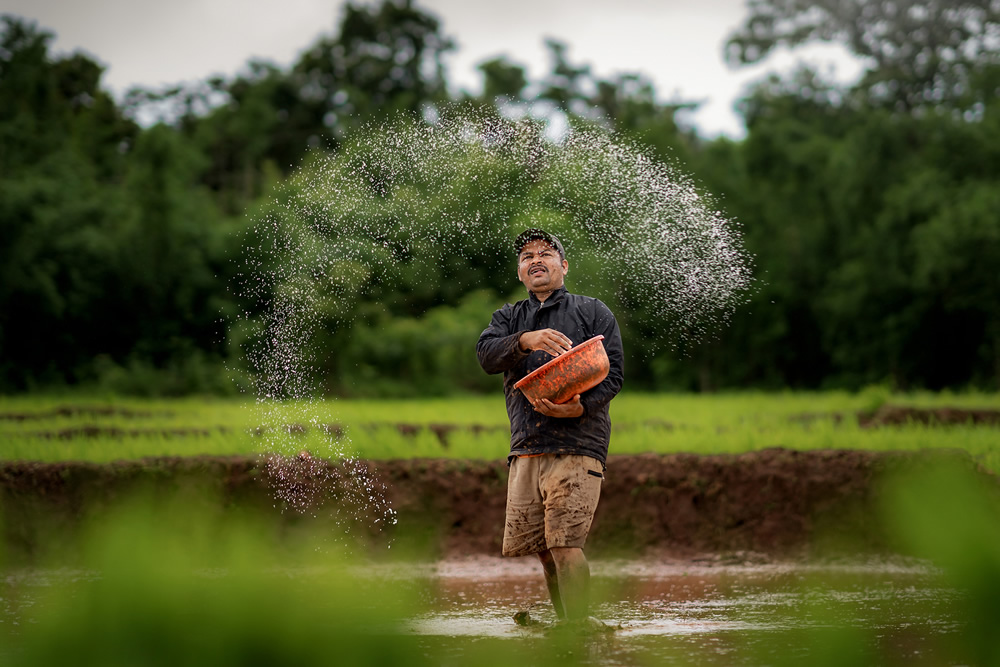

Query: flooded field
left=400, top=556, right=958, bottom=664
left=0, top=557, right=969, bottom=665
left=2, top=410, right=996, bottom=665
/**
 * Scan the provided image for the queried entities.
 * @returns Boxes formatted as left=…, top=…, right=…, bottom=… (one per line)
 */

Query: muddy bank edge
left=1, top=449, right=994, bottom=563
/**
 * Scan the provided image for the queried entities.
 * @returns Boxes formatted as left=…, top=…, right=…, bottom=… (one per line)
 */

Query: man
left=476, top=228, right=624, bottom=624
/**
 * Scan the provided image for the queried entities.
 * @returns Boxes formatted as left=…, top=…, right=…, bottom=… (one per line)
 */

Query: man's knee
left=549, top=546, right=586, bottom=568
left=538, top=549, right=557, bottom=570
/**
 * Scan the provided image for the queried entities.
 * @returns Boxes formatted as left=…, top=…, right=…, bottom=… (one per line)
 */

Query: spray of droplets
left=235, top=107, right=752, bottom=534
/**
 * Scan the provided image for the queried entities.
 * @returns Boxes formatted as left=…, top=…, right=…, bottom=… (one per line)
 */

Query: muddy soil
left=0, top=406, right=170, bottom=421
left=381, top=448, right=994, bottom=558
left=794, top=404, right=1000, bottom=428
left=27, top=426, right=229, bottom=439
left=2, top=448, right=993, bottom=563
left=13, top=418, right=673, bottom=446
left=859, top=404, right=1000, bottom=427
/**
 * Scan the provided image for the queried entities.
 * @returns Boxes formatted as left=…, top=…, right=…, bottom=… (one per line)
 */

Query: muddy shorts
left=502, top=453, right=604, bottom=557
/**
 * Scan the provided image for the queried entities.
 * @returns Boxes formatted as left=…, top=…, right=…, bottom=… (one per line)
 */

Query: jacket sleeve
left=580, top=300, right=624, bottom=415
left=477, top=305, right=529, bottom=375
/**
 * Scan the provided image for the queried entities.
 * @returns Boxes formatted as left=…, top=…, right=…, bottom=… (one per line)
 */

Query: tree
left=292, top=0, right=454, bottom=129
left=0, top=15, right=136, bottom=177
left=538, top=39, right=592, bottom=113
left=119, top=0, right=458, bottom=214
left=477, top=57, right=528, bottom=101
left=725, top=0, right=1000, bottom=112
left=0, top=16, right=141, bottom=389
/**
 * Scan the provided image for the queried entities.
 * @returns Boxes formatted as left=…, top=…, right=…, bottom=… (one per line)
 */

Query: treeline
left=1, top=0, right=998, bottom=395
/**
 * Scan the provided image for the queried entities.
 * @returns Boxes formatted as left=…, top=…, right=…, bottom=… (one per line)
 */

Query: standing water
left=1, top=557, right=961, bottom=665
left=402, top=556, right=958, bottom=665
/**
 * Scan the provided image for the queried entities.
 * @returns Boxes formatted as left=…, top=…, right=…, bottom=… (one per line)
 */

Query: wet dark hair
left=514, top=228, right=565, bottom=259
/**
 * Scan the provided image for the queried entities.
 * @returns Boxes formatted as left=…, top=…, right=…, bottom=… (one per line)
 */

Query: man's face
left=517, top=239, right=568, bottom=294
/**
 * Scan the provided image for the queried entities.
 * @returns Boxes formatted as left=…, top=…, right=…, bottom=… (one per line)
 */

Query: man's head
left=515, top=228, right=565, bottom=261
left=515, top=228, right=568, bottom=297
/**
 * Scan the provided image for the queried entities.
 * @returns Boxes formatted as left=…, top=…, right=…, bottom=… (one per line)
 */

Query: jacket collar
left=529, top=285, right=568, bottom=306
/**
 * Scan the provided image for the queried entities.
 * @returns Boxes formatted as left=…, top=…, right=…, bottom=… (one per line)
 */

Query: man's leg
left=537, top=455, right=603, bottom=622
left=537, top=549, right=565, bottom=619
left=549, top=546, right=590, bottom=621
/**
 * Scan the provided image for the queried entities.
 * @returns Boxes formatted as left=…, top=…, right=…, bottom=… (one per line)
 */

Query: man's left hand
left=531, top=394, right=584, bottom=418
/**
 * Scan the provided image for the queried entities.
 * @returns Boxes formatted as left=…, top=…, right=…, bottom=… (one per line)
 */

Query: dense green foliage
left=1, top=0, right=998, bottom=395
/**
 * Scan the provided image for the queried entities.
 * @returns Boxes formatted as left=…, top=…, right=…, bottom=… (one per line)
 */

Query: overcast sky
left=7, top=0, right=865, bottom=137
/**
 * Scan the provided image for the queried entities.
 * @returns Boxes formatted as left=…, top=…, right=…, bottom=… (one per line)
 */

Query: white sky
left=5, top=0, right=865, bottom=137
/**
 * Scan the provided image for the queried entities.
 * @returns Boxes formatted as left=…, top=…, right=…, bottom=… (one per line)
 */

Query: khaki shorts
left=502, top=454, right=604, bottom=557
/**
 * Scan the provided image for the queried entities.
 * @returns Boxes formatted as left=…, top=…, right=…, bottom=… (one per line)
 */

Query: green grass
left=1, top=391, right=998, bottom=471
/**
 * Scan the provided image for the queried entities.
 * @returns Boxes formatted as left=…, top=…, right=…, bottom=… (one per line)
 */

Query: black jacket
left=476, top=286, right=624, bottom=465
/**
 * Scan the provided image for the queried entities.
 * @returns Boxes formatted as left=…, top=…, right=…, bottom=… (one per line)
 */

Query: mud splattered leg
left=537, top=549, right=565, bottom=620
left=550, top=546, right=590, bottom=621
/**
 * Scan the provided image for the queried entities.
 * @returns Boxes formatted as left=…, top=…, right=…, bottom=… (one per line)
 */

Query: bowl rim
left=513, top=334, right=606, bottom=390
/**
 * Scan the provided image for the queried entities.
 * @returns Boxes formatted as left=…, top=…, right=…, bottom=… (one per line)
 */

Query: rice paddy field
left=3, top=391, right=1000, bottom=666
left=1, top=390, right=998, bottom=471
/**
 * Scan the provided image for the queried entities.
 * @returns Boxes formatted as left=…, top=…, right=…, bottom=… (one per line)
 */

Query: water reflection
left=404, top=557, right=958, bottom=664
left=3, top=557, right=961, bottom=666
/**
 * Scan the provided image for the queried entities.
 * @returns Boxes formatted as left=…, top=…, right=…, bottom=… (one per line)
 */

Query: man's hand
left=519, top=329, right=572, bottom=357
left=530, top=394, right=584, bottom=418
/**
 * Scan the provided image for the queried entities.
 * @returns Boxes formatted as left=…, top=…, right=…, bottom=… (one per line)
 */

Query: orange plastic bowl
left=514, top=335, right=609, bottom=405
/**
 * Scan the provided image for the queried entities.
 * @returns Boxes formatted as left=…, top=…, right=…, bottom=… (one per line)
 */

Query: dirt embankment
left=0, top=449, right=993, bottom=562
left=792, top=404, right=1000, bottom=428
left=858, top=405, right=1000, bottom=427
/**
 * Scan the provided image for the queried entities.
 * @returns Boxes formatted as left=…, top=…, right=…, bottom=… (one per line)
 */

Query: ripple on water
left=404, top=556, right=958, bottom=649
